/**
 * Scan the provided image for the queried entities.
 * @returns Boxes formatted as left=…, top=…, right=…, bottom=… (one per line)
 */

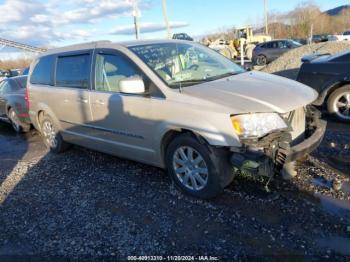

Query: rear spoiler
left=301, top=53, right=330, bottom=63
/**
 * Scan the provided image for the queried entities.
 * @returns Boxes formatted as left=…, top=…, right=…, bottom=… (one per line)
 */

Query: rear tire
left=40, top=114, right=70, bottom=153
left=165, top=133, right=234, bottom=199
left=327, top=85, right=350, bottom=123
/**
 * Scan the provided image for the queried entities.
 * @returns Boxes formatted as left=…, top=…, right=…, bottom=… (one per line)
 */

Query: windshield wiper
left=168, top=79, right=208, bottom=88
left=168, top=72, right=239, bottom=88
left=206, top=71, right=238, bottom=81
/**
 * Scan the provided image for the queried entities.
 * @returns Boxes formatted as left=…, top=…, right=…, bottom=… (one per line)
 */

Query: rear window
left=14, top=77, right=27, bottom=89
left=329, top=50, right=350, bottom=62
left=56, top=54, right=90, bottom=89
left=30, top=55, right=54, bottom=85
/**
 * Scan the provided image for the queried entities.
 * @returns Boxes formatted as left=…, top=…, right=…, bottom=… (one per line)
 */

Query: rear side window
left=266, top=42, right=273, bottom=48
left=56, top=54, right=90, bottom=89
left=2, top=81, right=13, bottom=93
left=30, top=55, right=54, bottom=85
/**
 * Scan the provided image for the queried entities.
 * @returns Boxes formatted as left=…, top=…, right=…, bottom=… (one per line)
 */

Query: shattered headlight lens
left=231, top=113, right=287, bottom=138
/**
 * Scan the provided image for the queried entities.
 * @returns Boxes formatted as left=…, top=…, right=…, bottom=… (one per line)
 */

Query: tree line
left=202, top=2, right=350, bottom=42
left=268, top=2, right=350, bottom=39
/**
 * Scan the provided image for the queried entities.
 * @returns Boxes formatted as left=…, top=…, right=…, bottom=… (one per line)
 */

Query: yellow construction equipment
left=208, top=26, right=271, bottom=60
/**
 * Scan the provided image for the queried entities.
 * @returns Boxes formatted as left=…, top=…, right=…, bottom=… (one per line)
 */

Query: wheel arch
left=34, top=103, right=62, bottom=132
left=317, top=80, right=350, bottom=105
left=6, top=104, right=12, bottom=115
left=160, top=128, right=211, bottom=168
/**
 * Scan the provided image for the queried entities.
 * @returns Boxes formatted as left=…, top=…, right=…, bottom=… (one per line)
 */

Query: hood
left=182, top=71, right=318, bottom=114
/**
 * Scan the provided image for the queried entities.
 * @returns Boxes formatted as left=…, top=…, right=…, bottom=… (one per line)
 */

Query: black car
left=311, top=34, right=328, bottom=43
left=172, top=33, right=193, bottom=41
left=0, top=76, right=31, bottom=132
left=297, top=50, right=350, bottom=122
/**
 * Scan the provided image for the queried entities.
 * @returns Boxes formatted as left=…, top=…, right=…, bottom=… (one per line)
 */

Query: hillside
left=325, top=5, right=350, bottom=16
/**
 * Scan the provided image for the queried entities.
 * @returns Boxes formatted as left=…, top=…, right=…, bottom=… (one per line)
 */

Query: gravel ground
left=261, top=41, right=350, bottom=79
left=0, top=119, right=350, bottom=260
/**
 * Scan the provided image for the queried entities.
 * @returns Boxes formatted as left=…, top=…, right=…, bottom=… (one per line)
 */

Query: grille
left=282, top=107, right=306, bottom=144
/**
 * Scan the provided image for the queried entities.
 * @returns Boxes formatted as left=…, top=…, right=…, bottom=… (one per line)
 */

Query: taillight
left=25, top=86, right=30, bottom=109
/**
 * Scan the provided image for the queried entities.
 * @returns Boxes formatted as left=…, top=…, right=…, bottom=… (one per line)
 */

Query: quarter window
left=56, top=54, right=90, bottom=89
left=95, top=53, right=142, bottom=93
left=0, top=81, right=5, bottom=95
left=30, top=55, right=54, bottom=85
left=2, top=81, right=12, bottom=93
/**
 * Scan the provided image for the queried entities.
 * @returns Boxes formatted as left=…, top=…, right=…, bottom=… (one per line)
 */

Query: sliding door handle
left=77, top=98, right=88, bottom=103
left=94, top=99, right=105, bottom=105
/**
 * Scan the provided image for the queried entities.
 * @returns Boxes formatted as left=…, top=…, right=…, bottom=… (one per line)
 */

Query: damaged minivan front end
left=230, top=106, right=327, bottom=178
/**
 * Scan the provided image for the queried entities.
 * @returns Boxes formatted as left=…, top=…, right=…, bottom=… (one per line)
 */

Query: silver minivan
left=28, top=40, right=326, bottom=199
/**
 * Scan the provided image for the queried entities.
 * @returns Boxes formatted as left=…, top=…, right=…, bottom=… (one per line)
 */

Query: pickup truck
left=328, top=31, right=350, bottom=41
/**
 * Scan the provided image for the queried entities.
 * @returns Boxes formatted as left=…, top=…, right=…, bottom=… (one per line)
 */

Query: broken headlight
left=231, top=113, right=287, bottom=139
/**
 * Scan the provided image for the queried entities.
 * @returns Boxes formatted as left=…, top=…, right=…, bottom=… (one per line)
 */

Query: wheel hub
left=335, top=92, right=350, bottom=119
left=172, top=146, right=208, bottom=191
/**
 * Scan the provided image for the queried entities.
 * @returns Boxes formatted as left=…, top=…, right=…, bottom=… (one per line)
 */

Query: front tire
left=40, top=114, right=70, bottom=153
left=165, top=134, right=234, bottom=199
left=327, top=85, right=350, bottom=122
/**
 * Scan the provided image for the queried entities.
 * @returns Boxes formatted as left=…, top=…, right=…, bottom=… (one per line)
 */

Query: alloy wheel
left=256, top=55, right=267, bottom=66
left=334, top=92, right=350, bottom=120
left=42, top=120, right=57, bottom=148
left=9, top=109, right=20, bottom=132
left=172, top=146, right=208, bottom=191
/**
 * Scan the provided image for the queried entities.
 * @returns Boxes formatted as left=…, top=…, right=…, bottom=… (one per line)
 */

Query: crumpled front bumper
left=230, top=107, right=327, bottom=176
left=284, top=119, right=326, bottom=163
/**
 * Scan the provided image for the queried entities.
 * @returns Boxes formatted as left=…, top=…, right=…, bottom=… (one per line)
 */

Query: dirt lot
left=0, top=116, right=350, bottom=260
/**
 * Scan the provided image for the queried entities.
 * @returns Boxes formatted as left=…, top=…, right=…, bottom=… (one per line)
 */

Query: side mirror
left=119, top=76, right=145, bottom=94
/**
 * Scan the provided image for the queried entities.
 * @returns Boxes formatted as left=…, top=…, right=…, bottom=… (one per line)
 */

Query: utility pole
left=264, top=0, right=269, bottom=35
left=132, top=0, right=140, bottom=39
left=162, top=0, right=171, bottom=39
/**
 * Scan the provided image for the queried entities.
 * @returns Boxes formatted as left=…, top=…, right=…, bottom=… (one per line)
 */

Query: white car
left=328, top=31, right=350, bottom=41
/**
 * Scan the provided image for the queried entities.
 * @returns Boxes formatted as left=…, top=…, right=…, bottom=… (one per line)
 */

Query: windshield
left=129, top=42, right=245, bottom=88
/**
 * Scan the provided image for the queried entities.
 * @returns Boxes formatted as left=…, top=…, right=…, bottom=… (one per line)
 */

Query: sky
left=0, top=0, right=349, bottom=57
